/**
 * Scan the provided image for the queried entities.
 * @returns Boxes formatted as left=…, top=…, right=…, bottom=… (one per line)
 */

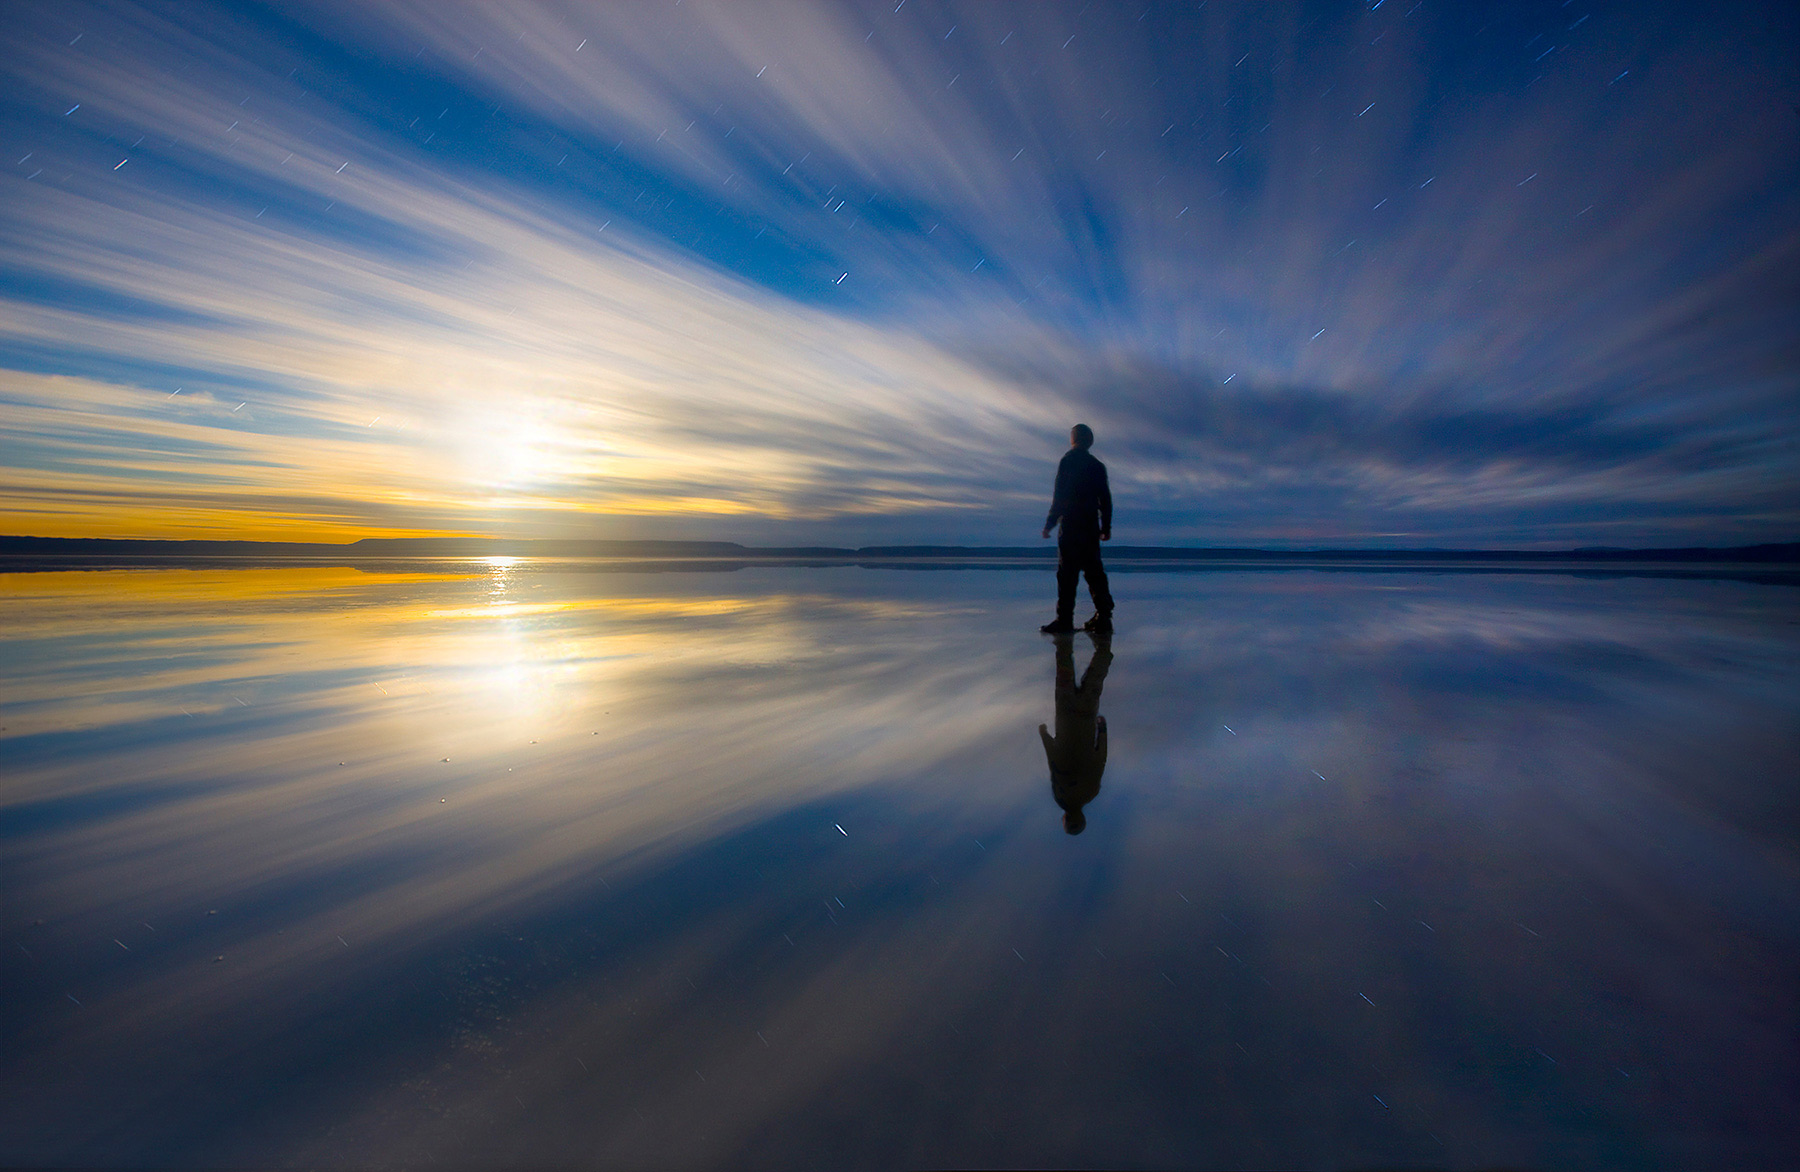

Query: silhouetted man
left=1040, top=423, right=1114, bottom=634
left=1040, top=632, right=1111, bottom=835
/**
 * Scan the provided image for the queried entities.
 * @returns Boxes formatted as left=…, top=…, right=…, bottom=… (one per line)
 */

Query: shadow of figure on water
left=1040, top=632, right=1112, bottom=835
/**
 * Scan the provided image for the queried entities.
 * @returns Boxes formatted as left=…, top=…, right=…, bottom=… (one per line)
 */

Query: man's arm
left=1042, top=457, right=1071, bottom=538
left=1098, top=462, right=1113, bottom=540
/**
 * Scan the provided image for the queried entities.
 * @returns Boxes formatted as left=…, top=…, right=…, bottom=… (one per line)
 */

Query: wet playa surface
left=2, top=562, right=1797, bottom=1169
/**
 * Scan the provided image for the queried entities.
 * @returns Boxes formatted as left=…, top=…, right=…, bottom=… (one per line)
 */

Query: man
left=1040, top=423, right=1114, bottom=634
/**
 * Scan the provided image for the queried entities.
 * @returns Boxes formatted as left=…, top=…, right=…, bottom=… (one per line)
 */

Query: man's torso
left=1057, top=449, right=1108, bottom=541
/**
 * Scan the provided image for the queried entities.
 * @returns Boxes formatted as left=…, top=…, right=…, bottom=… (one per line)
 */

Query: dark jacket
left=1044, top=448, right=1112, bottom=541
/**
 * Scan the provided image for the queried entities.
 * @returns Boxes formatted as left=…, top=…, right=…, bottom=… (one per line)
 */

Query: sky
left=0, top=1, right=1796, bottom=548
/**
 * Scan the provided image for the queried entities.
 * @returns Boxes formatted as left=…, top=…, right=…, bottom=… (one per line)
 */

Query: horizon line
left=3, top=534, right=1797, bottom=562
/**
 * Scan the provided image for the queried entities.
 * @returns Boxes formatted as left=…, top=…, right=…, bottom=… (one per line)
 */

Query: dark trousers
left=1056, top=537, right=1113, bottom=622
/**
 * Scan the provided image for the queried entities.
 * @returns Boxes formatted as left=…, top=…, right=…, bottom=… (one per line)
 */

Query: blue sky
left=1, top=1, right=1795, bottom=546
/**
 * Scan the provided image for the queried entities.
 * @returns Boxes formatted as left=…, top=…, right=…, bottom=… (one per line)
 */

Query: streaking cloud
left=1, top=1, right=1795, bottom=545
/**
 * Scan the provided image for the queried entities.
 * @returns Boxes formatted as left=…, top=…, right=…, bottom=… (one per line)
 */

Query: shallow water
left=2, top=562, right=1796, bottom=1169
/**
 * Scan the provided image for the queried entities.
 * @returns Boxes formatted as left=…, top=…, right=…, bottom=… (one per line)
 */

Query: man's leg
left=1055, top=544, right=1081, bottom=624
left=1084, top=552, right=1114, bottom=619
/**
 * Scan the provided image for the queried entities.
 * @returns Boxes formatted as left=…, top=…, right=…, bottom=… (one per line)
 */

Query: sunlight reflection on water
left=1, top=562, right=1796, bottom=1169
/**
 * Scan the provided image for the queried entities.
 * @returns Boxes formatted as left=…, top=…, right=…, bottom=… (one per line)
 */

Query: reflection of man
left=1039, top=633, right=1112, bottom=835
left=1040, top=424, right=1114, bottom=635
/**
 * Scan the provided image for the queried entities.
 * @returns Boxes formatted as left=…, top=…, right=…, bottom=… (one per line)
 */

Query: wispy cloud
left=1, top=1, right=1795, bottom=544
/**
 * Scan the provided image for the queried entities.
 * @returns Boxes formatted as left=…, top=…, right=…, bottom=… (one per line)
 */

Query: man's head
left=1069, top=423, right=1094, bottom=449
left=1062, top=808, right=1087, bottom=835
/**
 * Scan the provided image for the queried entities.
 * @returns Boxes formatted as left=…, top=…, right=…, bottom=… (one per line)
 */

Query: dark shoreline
left=3, top=536, right=1796, bottom=585
left=3, top=534, right=1796, bottom=562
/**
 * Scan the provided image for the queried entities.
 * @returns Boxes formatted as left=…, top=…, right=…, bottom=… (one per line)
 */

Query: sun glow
left=450, top=409, right=567, bottom=493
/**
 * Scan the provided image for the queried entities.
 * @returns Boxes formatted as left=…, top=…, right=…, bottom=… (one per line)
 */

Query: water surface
left=2, top=562, right=1797, bottom=1169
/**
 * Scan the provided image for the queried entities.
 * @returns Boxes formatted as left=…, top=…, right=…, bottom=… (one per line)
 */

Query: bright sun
left=451, top=408, right=565, bottom=495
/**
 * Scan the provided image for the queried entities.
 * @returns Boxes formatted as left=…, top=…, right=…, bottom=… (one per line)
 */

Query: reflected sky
left=2, top=563, right=1797, bottom=1168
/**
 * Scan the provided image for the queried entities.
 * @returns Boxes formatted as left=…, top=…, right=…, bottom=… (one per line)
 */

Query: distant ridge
left=2, top=535, right=1796, bottom=562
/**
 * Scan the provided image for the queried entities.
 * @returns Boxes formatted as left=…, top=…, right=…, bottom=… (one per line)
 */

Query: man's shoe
left=1040, top=618, right=1077, bottom=634
left=1082, top=614, right=1114, bottom=633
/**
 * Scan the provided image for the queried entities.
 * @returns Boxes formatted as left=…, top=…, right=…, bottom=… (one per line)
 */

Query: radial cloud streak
left=1, top=1, right=1795, bottom=546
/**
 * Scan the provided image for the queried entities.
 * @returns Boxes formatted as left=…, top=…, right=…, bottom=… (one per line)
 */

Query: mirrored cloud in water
left=3, top=565, right=1797, bottom=1165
